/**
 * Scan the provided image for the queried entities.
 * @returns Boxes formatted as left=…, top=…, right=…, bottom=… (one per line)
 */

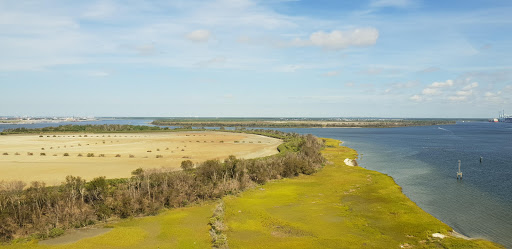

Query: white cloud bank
left=185, top=29, right=212, bottom=42
left=292, top=28, right=379, bottom=50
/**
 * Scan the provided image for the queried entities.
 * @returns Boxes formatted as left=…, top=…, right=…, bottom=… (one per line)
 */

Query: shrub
left=63, top=153, right=69, bottom=156
left=181, top=160, right=194, bottom=171
left=27, top=152, right=33, bottom=156
left=41, top=148, right=45, bottom=150
left=165, top=147, right=169, bottom=150
left=40, top=153, right=46, bottom=156
left=115, top=154, right=121, bottom=157
left=53, top=135, right=56, bottom=137
left=53, top=154, right=57, bottom=156
left=78, top=153, right=83, bottom=157
left=39, top=135, right=43, bottom=137
left=87, top=153, right=94, bottom=157
left=156, top=155, right=163, bottom=158
left=181, top=149, right=185, bottom=151
left=129, top=154, right=135, bottom=158
left=156, top=148, right=160, bottom=151
left=2, top=152, right=8, bottom=155
left=220, top=141, right=224, bottom=143
left=14, top=152, right=20, bottom=155
left=48, top=228, right=64, bottom=238
left=99, top=154, right=105, bottom=157
left=84, top=135, right=88, bottom=137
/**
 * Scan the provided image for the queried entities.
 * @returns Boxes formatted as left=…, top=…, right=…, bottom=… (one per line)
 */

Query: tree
left=181, top=160, right=194, bottom=171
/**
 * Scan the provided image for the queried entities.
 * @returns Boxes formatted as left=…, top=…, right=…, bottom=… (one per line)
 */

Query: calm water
left=275, top=122, right=512, bottom=248
left=1, top=120, right=510, bottom=247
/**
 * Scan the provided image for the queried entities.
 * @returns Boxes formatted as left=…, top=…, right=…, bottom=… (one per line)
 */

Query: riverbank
left=222, top=138, right=503, bottom=248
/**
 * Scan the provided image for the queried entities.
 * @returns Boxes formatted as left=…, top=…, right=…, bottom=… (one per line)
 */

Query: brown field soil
left=0, top=131, right=281, bottom=185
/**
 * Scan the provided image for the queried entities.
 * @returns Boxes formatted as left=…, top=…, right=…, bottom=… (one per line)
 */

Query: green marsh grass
left=1, top=204, right=215, bottom=249
left=222, top=138, right=503, bottom=248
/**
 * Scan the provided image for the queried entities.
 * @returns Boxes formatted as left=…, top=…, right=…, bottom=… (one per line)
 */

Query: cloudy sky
left=1, top=0, right=511, bottom=118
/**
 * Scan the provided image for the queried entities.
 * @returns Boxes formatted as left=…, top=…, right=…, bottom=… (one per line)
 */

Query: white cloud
left=448, top=96, right=468, bottom=102
left=323, top=70, right=340, bottom=77
left=89, top=71, right=111, bottom=77
left=430, top=80, right=454, bottom=88
left=410, top=95, right=423, bottom=102
left=186, top=29, right=212, bottom=42
left=308, top=28, right=379, bottom=50
left=462, top=82, right=478, bottom=90
left=422, top=88, right=440, bottom=95
left=345, top=82, right=355, bottom=87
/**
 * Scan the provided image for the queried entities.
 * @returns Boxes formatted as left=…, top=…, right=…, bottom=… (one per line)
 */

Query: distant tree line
left=151, top=120, right=456, bottom=128
left=0, top=132, right=324, bottom=243
left=0, top=124, right=167, bottom=135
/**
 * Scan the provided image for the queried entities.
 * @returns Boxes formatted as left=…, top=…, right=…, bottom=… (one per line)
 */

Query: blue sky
left=1, top=0, right=511, bottom=118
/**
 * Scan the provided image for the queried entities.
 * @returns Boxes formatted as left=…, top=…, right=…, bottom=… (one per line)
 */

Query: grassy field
left=0, top=137, right=503, bottom=248
left=1, top=203, right=215, bottom=249
left=222, top=138, right=503, bottom=248
left=0, top=131, right=281, bottom=185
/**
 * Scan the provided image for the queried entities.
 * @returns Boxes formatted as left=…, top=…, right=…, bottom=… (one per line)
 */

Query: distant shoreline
left=151, top=119, right=456, bottom=128
left=0, top=119, right=97, bottom=125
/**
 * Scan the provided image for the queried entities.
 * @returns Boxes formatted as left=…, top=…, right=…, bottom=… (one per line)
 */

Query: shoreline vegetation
left=0, top=128, right=324, bottom=244
left=151, top=118, right=456, bottom=128
left=0, top=127, right=502, bottom=248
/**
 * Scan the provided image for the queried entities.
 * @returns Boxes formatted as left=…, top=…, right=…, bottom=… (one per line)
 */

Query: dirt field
left=0, top=131, right=281, bottom=185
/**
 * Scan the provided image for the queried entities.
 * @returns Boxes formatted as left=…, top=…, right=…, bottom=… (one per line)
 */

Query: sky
left=1, top=0, right=511, bottom=118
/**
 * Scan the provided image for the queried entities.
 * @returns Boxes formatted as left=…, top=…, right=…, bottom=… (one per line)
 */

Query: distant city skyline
left=1, top=0, right=511, bottom=118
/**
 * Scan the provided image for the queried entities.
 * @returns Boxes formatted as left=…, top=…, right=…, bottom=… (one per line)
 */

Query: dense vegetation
left=151, top=119, right=456, bottom=128
left=223, top=138, right=504, bottom=249
left=0, top=131, right=324, bottom=243
left=0, top=124, right=167, bottom=135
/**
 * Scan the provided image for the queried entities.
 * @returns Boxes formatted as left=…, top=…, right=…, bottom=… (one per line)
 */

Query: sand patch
left=38, top=227, right=112, bottom=245
left=0, top=131, right=281, bottom=185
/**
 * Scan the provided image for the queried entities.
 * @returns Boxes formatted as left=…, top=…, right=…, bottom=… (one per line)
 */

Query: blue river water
left=1, top=120, right=510, bottom=247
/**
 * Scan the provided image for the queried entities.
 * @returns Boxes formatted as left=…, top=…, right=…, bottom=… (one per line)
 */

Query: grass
left=1, top=203, right=215, bottom=249
left=222, top=138, right=504, bottom=248
left=0, top=138, right=502, bottom=248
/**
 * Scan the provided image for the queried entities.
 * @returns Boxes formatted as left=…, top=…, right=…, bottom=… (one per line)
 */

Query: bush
left=87, top=153, right=94, bottom=157
left=78, top=153, right=83, bottom=157
left=14, top=152, right=20, bottom=156
left=27, top=152, right=33, bottom=156
left=2, top=153, right=7, bottom=155
left=63, top=153, right=69, bottom=156
left=181, top=160, right=194, bottom=171
left=48, top=228, right=64, bottom=238
left=156, top=155, right=163, bottom=158
left=40, top=153, right=46, bottom=156
left=99, top=154, right=105, bottom=157
left=129, top=154, right=135, bottom=158
left=39, top=135, right=43, bottom=137
left=115, top=154, right=121, bottom=157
